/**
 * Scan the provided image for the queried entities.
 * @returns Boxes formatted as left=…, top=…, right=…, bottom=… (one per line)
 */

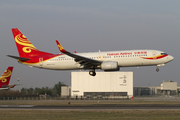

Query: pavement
left=1, top=104, right=180, bottom=110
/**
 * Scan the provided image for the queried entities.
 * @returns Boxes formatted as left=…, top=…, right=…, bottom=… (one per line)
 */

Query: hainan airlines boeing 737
left=0, top=67, right=17, bottom=90
left=8, top=28, right=174, bottom=76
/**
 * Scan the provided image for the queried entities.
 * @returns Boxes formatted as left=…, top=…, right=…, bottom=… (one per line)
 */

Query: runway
left=1, top=105, right=180, bottom=110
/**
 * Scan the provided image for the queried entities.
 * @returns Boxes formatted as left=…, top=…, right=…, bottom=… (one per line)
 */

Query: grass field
left=0, top=110, right=180, bottom=120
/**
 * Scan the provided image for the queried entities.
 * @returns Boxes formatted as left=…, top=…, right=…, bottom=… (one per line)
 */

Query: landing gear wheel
left=89, top=70, right=96, bottom=76
left=92, top=72, right=96, bottom=76
left=156, top=68, right=159, bottom=72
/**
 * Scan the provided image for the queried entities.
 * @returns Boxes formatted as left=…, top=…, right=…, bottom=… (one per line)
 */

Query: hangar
left=69, top=71, right=133, bottom=98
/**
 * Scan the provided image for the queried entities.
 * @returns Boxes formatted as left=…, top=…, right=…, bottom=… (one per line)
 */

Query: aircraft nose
left=168, top=55, right=174, bottom=61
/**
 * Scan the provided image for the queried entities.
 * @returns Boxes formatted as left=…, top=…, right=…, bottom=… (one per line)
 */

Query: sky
left=0, top=0, right=180, bottom=89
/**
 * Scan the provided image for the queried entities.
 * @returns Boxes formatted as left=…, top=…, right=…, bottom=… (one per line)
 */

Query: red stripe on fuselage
left=142, top=54, right=168, bottom=60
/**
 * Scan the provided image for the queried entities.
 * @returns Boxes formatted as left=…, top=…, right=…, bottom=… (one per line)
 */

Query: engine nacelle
left=101, top=61, right=119, bottom=71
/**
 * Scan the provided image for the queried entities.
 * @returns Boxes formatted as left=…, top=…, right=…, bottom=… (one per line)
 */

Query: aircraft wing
left=56, top=40, right=102, bottom=68
left=8, top=84, right=22, bottom=88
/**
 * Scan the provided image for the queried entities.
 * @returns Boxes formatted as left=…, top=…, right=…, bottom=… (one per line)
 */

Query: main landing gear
left=89, top=69, right=96, bottom=76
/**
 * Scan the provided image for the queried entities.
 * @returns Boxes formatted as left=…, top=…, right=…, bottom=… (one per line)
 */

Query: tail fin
left=12, top=28, right=52, bottom=58
left=0, top=67, right=13, bottom=88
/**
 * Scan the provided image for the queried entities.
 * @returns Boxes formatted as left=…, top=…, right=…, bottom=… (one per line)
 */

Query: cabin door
left=39, top=58, right=43, bottom=66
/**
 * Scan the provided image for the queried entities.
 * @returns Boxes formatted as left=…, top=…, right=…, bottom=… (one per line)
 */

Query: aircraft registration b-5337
left=8, top=28, right=174, bottom=76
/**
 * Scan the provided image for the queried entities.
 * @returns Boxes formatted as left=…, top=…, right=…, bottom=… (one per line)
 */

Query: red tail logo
left=12, top=28, right=39, bottom=57
left=12, top=28, right=53, bottom=58
left=0, top=67, right=13, bottom=87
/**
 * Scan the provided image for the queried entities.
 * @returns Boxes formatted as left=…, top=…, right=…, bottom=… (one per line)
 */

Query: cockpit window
left=161, top=53, right=168, bottom=55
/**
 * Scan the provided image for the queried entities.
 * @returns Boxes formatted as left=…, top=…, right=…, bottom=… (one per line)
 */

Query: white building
left=61, top=86, right=71, bottom=97
left=134, top=80, right=178, bottom=96
left=161, top=80, right=177, bottom=95
left=161, top=80, right=177, bottom=91
left=71, top=71, right=133, bottom=98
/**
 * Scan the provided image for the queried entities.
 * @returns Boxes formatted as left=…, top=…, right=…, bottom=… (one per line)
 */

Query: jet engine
left=101, top=61, right=119, bottom=71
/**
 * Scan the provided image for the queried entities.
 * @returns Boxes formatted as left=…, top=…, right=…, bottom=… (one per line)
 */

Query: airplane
left=0, top=67, right=16, bottom=90
left=7, top=28, right=174, bottom=76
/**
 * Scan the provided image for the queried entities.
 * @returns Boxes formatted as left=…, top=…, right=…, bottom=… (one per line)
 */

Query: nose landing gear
left=156, top=67, right=159, bottom=72
left=156, top=64, right=165, bottom=72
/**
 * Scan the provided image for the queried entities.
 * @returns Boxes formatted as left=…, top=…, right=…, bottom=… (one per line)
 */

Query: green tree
left=34, top=87, right=53, bottom=96
left=53, top=82, right=66, bottom=95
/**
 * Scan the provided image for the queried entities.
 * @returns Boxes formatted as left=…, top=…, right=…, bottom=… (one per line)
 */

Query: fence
left=1, top=95, right=180, bottom=101
left=0, top=95, right=132, bottom=100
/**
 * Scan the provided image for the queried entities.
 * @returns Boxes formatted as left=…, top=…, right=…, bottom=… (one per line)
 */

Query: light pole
left=17, top=76, right=20, bottom=92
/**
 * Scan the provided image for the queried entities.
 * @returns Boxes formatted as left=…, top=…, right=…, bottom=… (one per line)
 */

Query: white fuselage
left=27, top=50, right=174, bottom=70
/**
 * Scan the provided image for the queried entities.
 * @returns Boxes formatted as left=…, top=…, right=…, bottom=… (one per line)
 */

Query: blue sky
left=0, top=0, right=179, bottom=89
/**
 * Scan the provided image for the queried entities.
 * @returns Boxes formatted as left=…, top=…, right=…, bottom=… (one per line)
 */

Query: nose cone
left=168, top=55, right=174, bottom=62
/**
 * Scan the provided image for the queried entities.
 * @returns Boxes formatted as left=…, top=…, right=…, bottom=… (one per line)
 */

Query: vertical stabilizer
left=0, top=67, right=13, bottom=88
left=12, top=28, right=52, bottom=58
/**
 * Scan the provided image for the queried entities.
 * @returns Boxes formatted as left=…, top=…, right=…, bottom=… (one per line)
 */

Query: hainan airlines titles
left=107, top=51, right=147, bottom=56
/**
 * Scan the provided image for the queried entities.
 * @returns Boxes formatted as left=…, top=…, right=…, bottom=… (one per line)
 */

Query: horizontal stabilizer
left=7, top=55, right=30, bottom=61
left=0, top=88, right=9, bottom=90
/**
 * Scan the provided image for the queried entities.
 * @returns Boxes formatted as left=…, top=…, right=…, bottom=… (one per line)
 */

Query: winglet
left=9, top=84, right=22, bottom=88
left=10, top=85, right=16, bottom=88
left=56, top=40, right=67, bottom=53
